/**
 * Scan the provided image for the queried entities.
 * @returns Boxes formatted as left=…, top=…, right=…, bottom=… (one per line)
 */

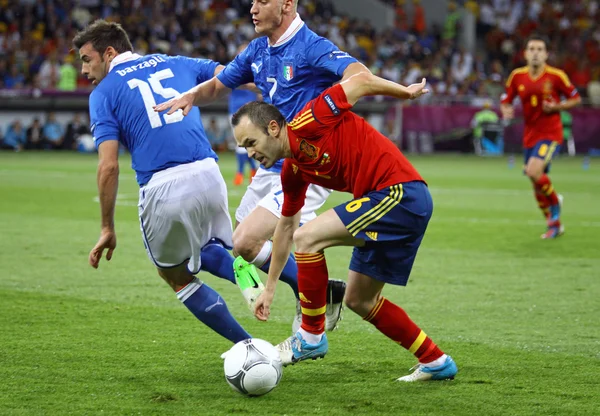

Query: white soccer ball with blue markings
left=223, top=338, right=283, bottom=396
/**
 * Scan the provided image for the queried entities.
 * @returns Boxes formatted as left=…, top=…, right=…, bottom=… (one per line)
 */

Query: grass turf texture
left=0, top=152, right=598, bottom=415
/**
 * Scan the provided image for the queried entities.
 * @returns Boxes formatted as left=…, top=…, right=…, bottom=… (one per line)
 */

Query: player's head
left=250, top=0, right=298, bottom=36
left=73, top=19, right=133, bottom=85
left=231, top=101, right=288, bottom=168
left=524, top=34, right=549, bottom=69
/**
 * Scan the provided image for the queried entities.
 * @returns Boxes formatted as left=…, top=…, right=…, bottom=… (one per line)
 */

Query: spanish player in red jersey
left=230, top=73, right=457, bottom=382
left=501, top=34, right=581, bottom=239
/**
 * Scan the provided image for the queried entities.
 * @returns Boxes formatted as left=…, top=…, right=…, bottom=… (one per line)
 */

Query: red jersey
left=280, top=84, right=424, bottom=217
left=501, top=65, right=579, bottom=148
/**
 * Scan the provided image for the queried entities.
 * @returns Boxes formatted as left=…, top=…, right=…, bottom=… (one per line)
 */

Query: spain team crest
left=283, top=62, right=294, bottom=81
left=299, top=139, right=320, bottom=160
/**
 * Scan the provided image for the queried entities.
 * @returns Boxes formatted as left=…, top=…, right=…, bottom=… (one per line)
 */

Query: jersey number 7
left=128, top=69, right=184, bottom=129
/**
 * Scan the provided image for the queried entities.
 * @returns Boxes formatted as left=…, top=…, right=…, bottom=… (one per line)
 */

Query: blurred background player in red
left=501, top=34, right=581, bottom=239
left=229, top=43, right=258, bottom=186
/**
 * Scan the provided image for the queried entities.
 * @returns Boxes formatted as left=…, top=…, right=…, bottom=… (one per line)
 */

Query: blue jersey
left=229, top=89, right=259, bottom=116
left=217, top=17, right=356, bottom=172
left=89, top=53, right=219, bottom=186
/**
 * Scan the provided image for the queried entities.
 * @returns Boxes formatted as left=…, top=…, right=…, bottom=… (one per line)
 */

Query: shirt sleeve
left=501, top=71, right=518, bottom=104
left=174, top=56, right=220, bottom=84
left=217, top=43, right=254, bottom=89
left=89, top=89, right=119, bottom=148
left=305, top=37, right=357, bottom=78
left=555, top=70, right=580, bottom=100
left=288, top=83, right=352, bottom=139
left=280, top=159, right=310, bottom=217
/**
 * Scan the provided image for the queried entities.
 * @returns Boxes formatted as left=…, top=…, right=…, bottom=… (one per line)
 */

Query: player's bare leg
left=233, top=206, right=346, bottom=332
left=344, top=270, right=457, bottom=381
left=233, top=206, right=279, bottom=261
left=277, top=209, right=361, bottom=365
left=525, top=157, right=564, bottom=239
left=157, top=264, right=251, bottom=343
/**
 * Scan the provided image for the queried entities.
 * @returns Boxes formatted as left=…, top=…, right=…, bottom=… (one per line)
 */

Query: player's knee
left=232, top=227, right=262, bottom=262
left=157, top=267, right=194, bottom=292
left=343, top=292, right=372, bottom=317
left=525, top=165, right=542, bottom=181
left=293, top=226, right=318, bottom=253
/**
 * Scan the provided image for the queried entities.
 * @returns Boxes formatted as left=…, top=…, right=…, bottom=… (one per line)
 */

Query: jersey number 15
left=128, top=69, right=183, bottom=129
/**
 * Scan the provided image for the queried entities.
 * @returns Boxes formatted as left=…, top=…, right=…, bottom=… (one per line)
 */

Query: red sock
left=295, top=252, right=328, bottom=334
left=364, top=297, right=443, bottom=364
left=535, top=174, right=559, bottom=206
left=532, top=182, right=551, bottom=217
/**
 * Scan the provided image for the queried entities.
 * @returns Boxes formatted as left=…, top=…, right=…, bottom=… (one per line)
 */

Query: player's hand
left=153, top=92, right=194, bottom=116
left=501, top=105, right=514, bottom=120
left=542, top=100, right=560, bottom=113
left=254, top=289, right=275, bottom=321
left=407, top=78, right=430, bottom=99
left=89, top=228, right=117, bottom=269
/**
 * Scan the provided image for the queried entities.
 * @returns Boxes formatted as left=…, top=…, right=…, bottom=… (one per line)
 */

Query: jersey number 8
left=128, top=69, right=183, bottom=129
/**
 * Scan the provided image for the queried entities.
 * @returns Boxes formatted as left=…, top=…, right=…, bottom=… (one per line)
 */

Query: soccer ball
left=76, top=134, right=96, bottom=153
left=223, top=338, right=283, bottom=396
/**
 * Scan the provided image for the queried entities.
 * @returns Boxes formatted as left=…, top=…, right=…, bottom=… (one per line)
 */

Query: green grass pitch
left=1, top=151, right=598, bottom=415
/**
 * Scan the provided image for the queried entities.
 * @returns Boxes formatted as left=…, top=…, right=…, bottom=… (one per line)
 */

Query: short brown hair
left=73, top=19, right=133, bottom=55
left=231, top=101, right=286, bottom=134
left=525, top=34, right=550, bottom=50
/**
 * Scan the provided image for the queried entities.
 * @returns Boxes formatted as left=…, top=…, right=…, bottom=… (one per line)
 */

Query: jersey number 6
left=345, top=197, right=370, bottom=213
left=128, top=69, right=184, bottom=129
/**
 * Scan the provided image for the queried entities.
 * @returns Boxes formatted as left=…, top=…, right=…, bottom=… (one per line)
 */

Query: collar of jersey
left=109, top=51, right=143, bottom=72
left=269, top=14, right=304, bottom=48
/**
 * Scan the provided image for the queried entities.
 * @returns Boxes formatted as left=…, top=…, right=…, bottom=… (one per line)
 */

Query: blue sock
left=200, top=239, right=236, bottom=284
left=260, top=253, right=299, bottom=299
left=177, top=278, right=251, bottom=343
left=236, top=152, right=246, bottom=174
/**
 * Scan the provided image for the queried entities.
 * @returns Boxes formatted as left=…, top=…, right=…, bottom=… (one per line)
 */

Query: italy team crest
left=283, top=62, right=294, bottom=81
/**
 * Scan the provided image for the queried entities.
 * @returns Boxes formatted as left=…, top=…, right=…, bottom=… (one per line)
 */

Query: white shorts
left=138, top=159, right=233, bottom=274
left=234, top=167, right=331, bottom=225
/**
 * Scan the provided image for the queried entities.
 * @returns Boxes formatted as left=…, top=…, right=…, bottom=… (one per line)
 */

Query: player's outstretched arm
left=153, top=76, right=231, bottom=116
left=253, top=211, right=301, bottom=322
left=89, top=140, right=119, bottom=269
left=341, top=62, right=372, bottom=81
left=340, top=72, right=429, bottom=106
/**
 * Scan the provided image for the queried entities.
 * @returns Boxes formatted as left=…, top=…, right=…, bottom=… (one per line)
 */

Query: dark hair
left=525, top=34, right=549, bottom=50
left=73, top=19, right=133, bottom=54
left=231, top=101, right=286, bottom=134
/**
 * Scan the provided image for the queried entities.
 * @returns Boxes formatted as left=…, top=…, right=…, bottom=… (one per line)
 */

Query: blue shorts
left=523, top=140, right=561, bottom=174
left=333, top=181, right=432, bottom=286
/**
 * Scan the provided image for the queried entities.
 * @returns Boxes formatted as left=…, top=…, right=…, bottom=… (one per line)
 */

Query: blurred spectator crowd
left=1, top=0, right=600, bottom=151
left=1, top=0, right=598, bottom=97
left=0, top=112, right=90, bottom=152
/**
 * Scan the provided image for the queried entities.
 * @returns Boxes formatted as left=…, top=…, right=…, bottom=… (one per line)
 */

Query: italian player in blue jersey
left=74, top=20, right=259, bottom=346
left=155, top=0, right=367, bottom=333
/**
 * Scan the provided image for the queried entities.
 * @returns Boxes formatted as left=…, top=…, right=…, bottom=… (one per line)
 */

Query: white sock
left=250, top=240, right=272, bottom=268
left=421, top=354, right=447, bottom=368
left=298, top=327, right=323, bottom=345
